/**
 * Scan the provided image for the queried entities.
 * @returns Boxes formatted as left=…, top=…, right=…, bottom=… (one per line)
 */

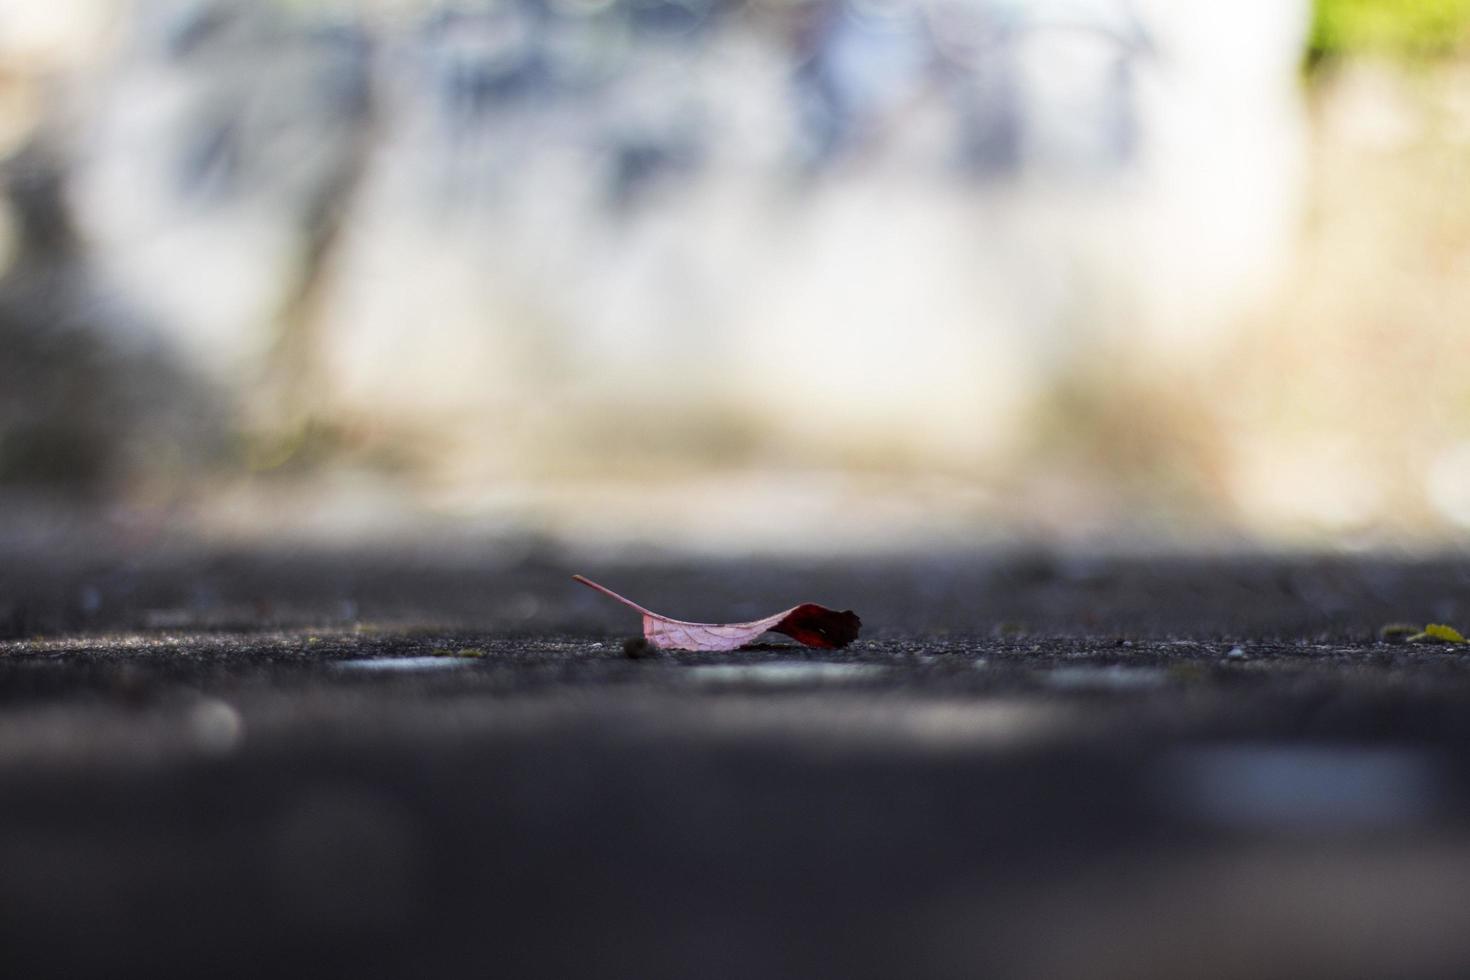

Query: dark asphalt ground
left=4, top=544, right=1470, bottom=978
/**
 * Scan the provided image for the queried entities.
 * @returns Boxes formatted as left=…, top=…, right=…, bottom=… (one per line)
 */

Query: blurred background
left=1, top=0, right=1468, bottom=555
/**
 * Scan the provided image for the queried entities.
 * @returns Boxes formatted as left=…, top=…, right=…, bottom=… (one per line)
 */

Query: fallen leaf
left=573, top=574, right=861, bottom=652
left=1409, top=623, right=1467, bottom=644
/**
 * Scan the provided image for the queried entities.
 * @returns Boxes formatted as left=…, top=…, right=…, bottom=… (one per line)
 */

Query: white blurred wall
left=1, top=0, right=1320, bottom=546
left=36, top=0, right=1303, bottom=445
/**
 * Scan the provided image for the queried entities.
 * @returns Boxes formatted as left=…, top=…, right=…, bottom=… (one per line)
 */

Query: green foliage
left=1311, top=0, right=1470, bottom=64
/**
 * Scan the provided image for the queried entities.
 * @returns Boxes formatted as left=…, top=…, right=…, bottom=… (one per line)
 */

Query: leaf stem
left=572, top=574, right=657, bottom=617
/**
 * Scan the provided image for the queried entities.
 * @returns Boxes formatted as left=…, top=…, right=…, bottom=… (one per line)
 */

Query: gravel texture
left=3, top=545, right=1470, bottom=978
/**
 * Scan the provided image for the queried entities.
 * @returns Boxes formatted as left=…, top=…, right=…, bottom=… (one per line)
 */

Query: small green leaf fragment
left=1408, top=624, right=1468, bottom=643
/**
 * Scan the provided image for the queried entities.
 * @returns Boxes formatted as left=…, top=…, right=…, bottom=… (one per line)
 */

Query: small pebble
left=623, top=637, right=657, bottom=660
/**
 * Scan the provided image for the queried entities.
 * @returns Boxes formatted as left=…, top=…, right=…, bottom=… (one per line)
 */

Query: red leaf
left=573, top=575, right=861, bottom=652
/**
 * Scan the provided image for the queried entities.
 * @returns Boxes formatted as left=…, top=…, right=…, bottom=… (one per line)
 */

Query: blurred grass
left=1311, top=0, right=1470, bottom=65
